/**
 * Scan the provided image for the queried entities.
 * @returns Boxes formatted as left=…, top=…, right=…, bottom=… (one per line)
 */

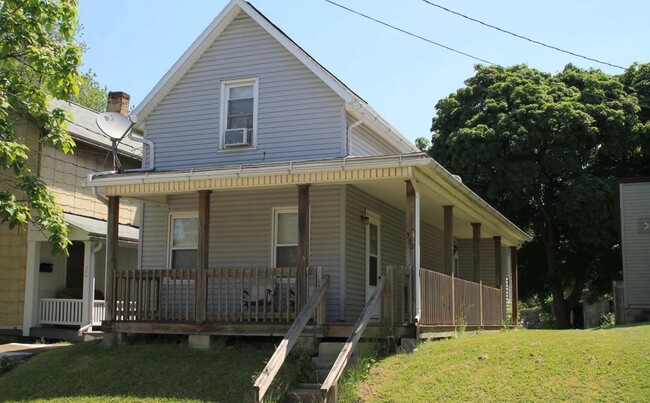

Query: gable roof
left=131, top=0, right=418, bottom=154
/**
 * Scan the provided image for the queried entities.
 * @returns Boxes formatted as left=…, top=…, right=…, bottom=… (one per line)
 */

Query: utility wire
left=323, top=0, right=649, bottom=110
left=419, top=0, right=626, bottom=70
left=323, top=0, right=497, bottom=66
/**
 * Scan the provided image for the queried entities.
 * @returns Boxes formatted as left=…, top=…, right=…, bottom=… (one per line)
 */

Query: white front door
left=365, top=211, right=381, bottom=319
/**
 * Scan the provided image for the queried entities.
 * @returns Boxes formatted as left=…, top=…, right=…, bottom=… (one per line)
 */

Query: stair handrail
left=254, top=274, right=330, bottom=402
left=320, top=275, right=386, bottom=401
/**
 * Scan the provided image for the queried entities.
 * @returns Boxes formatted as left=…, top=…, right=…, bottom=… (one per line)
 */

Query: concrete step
left=314, top=368, right=331, bottom=384
left=317, top=342, right=345, bottom=358
left=286, top=383, right=323, bottom=402
left=312, top=356, right=336, bottom=370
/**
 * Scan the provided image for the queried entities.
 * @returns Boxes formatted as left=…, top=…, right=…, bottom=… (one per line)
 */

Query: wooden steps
left=285, top=341, right=373, bottom=402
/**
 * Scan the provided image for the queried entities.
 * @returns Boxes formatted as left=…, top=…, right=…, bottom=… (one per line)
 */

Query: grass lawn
left=356, top=324, right=650, bottom=402
left=0, top=337, right=296, bottom=402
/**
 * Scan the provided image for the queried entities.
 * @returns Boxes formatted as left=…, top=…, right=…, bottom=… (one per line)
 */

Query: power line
left=323, top=0, right=497, bottom=66
left=322, top=0, right=649, bottom=110
left=419, top=0, right=626, bottom=70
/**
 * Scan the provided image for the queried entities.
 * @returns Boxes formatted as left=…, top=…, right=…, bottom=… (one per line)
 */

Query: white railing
left=39, top=298, right=83, bottom=325
left=38, top=298, right=106, bottom=327
left=93, top=300, right=106, bottom=326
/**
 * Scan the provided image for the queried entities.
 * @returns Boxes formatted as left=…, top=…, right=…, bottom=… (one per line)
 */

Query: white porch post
left=22, top=240, right=41, bottom=336
left=82, top=241, right=93, bottom=325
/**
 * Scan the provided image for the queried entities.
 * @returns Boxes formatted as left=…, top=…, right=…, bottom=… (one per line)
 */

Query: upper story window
left=220, top=78, right=259, bottom=150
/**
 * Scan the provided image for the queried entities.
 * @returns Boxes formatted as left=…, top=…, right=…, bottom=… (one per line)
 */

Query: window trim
left=271, top=207, right=298, bottom=268
left=167, top=212, right=199, bottom=269
left=219, top=77, right=259, bottom=151
left=270, top=206, right=311, bottom=268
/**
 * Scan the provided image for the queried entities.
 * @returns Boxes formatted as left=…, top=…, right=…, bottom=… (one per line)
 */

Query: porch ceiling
left=353, top=179, right=499, bottom=241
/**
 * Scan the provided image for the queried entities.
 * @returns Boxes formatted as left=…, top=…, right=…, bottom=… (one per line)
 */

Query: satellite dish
left=96, top=112, right=134, bottom=140
left=96, top=112, right=137, bottom=173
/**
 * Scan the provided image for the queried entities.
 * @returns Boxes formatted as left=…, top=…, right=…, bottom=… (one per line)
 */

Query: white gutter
left=86, top=153, right=429, bottom=187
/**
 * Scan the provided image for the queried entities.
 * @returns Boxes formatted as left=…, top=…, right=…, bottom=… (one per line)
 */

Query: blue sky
left=78, top=0, right=649, bottom=143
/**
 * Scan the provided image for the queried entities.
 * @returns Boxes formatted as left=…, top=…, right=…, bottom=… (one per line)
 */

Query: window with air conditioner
left=220, top=78, right=258, bottom=149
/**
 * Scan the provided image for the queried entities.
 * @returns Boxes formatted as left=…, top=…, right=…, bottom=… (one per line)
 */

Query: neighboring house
left=0, top=95, right=142, bottom=339
left=615, top=177, right=650, bottom=324
left=87, top=0, right=530, bottom=343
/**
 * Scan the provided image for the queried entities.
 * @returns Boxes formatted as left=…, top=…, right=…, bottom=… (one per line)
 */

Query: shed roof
left=64, top=212, right=139, bottom=242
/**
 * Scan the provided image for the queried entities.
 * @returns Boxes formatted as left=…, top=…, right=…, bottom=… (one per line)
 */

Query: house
left=615, top=177, right=650, bottom=324
left=0, top=94, right=142, bottom=340
left=86, top=0, right=530, bottom=346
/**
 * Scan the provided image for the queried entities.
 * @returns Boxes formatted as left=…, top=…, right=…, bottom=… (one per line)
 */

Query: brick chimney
left=107, top=91, right=130, bottom=116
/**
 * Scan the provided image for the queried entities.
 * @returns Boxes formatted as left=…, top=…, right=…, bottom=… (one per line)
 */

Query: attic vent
left=224, top=128, right=251, bottom=147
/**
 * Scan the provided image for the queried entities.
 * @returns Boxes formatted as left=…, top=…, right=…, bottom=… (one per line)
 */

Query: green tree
left=426, top=64, right=648, bottom=328
left=71, top=69, right=108, bottom=112
left=0, top=0, right=83, bottom=254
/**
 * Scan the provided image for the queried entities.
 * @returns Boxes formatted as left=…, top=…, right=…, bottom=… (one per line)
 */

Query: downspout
left=409, top=167, right=422, bottom=322
left=346, top=116, right=364, bottom=155
left=88, top=171, right=116, bottom=205
left=126, top=127, right=155, bottom=172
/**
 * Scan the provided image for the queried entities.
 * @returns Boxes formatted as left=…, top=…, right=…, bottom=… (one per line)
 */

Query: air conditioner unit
left=224, top=128, right=251, bottom=147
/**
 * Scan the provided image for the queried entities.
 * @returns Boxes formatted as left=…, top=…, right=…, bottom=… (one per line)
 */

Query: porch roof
left=64, top=213, right=139, bottom=242
left=86, top=153, right=530, bottom=246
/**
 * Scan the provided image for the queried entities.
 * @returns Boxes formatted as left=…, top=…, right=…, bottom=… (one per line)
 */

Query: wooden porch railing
left=419, top=268, right=503, bottom=326
left=111, top=266, right=319, bottom=323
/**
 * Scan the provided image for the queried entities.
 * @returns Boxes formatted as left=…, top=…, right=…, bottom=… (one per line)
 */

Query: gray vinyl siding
left=620, top=182, right=650, bottom=307
left=139, top=186, right=343, bottom=321
left=347, top=114, right=400, bottom=156
left=420, top=223, right=444, bottom=272
left=147, top=13, right=345, bottom=170
left=140, top=202, right=170, bottom=269
left=457, top=239, right=500, bottom=287
left=345, top=185, right=405, bottom=322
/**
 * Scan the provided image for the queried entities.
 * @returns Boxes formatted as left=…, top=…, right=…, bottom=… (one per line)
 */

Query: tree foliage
left=0, top=0, right=83, bottom=254
left=425, top=64, right=649, bottom=328
left=71, top=69, right=108, bottom=112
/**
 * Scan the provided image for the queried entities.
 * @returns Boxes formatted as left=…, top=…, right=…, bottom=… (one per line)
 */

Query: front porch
left=22, top=213, right=139, bottom=339
left=92, top=154, right=528, bottom=340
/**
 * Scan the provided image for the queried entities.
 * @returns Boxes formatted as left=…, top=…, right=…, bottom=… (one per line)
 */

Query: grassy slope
left=358, top=324, right=650, bottom=402
left=0, top=339, right=282, bottom=403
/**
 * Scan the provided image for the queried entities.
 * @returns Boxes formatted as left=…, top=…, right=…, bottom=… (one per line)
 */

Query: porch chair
left=242, top=283, right=274, bottom=311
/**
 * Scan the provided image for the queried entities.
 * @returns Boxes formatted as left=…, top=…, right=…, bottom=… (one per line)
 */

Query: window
left=220, top=78, right=258, bottom=149
left=168, top=214, right=198, bottom=269
left=272, top=208, right=298, bottom=267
